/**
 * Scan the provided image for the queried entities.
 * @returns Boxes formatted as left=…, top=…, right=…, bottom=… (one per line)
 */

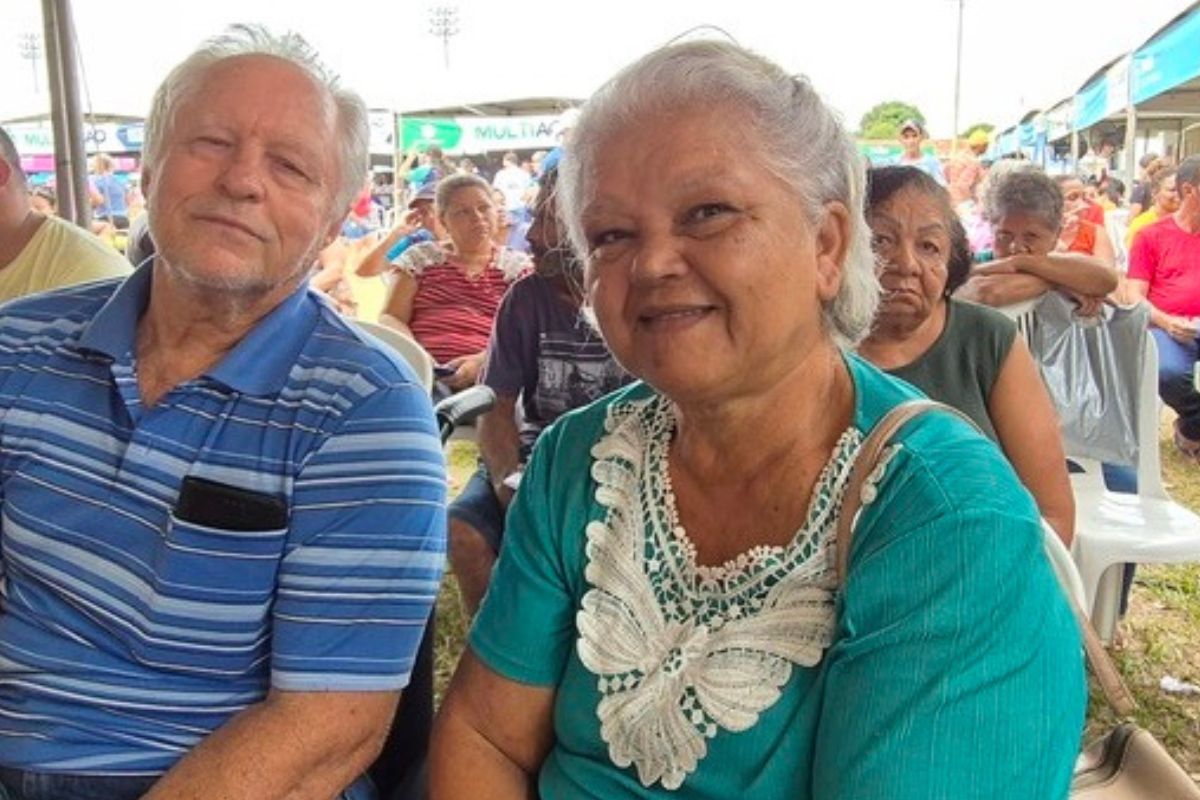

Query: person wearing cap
left=354, top=183, right=446, bottom=279
left=946, top=129, right=990, bottom=204
left=891, top=118, right=946, bottom=186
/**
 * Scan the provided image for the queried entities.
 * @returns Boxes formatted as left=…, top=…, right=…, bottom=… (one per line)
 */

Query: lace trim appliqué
left=576, top=394, right=895, bottom=790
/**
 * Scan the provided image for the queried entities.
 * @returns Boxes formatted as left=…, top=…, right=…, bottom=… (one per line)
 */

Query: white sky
left=3, top=0, right=1195, bottom=136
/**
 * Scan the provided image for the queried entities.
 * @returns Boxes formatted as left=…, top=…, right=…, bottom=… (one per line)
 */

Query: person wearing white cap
left=891, top=118, right=946, bottom=186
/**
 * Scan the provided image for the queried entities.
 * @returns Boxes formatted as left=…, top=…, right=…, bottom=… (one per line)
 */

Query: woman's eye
left=590, top=230, right=628, bottom=249
left=920, top=241, right=942, bottom=255
left=870, top=234, right=892, bottom=249
left=274, top=158, right=308, bottom=179
left=687, top=203, right=733, bottom=223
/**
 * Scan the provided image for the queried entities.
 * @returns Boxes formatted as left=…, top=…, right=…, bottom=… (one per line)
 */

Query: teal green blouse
left=470, top=353, right=1085, bottom=799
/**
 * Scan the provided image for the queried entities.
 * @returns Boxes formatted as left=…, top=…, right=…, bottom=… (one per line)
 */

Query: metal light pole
left=428, top=6, right=460, bottom=70
left=951, top=0, right=964, bottom=157
left=18, top=32, right=42, bottom=93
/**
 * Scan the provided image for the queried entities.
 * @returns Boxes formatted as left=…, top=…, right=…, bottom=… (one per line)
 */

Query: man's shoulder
left=304, top=300, right=429, bottom=393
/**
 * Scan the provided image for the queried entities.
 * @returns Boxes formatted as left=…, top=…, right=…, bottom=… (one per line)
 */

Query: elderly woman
left=956, top=169, right=1118, bottom=311
left=857, top=166, right=1075, bottom=543
left=380, top=174, right=529, bottom=389
left=429, top=41, right=1084, bottom=799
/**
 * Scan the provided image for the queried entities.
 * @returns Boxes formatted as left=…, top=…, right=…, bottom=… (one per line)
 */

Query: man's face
left=900, top=128, right=922, bottom=156
left=145, top=55, right=342, bottom=297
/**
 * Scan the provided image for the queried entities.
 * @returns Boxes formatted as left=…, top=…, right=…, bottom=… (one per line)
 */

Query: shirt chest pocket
left=133, top=514, right=288, bottom=677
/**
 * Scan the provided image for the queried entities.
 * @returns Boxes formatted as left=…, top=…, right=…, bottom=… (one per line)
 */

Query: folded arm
left=144, top=689, right=396, bottom=800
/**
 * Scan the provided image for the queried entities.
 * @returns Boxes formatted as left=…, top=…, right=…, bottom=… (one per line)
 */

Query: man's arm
left=477, top=394, right=521, bottom=509
left=145, top=382, right=445, bottom=799
left=144, top=689, right=396, bottom=800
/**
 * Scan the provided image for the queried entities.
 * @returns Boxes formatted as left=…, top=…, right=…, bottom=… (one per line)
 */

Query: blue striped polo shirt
left=0, top=267, right=447, bottom=775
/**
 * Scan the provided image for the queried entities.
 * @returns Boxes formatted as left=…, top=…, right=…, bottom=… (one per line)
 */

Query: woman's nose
left=630, top=231, right=687, bottom=284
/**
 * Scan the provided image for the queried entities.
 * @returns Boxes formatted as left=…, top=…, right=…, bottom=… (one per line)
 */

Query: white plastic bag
left=1029, top=292, right=1146, bottom=467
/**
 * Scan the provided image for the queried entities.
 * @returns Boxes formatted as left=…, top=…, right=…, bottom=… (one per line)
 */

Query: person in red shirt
left=1127, top=155, right=1200, bottom=458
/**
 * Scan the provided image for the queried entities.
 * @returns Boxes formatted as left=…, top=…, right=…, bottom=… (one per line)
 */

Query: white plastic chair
left=997, top=300, right=1200, bottom=641
left=354, top=320, right=435, bottom=393
left=1065, top=335, right=1200, bottom=640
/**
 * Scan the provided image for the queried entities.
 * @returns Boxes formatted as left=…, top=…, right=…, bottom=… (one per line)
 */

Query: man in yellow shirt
left=0, top=129, right=130, bottom=303
left=1126, top=168, right=1179, bottom=249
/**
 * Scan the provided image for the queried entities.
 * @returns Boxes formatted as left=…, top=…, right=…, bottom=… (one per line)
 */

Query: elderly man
left=1127, top=155, right=1200, bottom=460
left=0, top=128, right=130, bottom=301
left=0, top=25, right=445, bottom=800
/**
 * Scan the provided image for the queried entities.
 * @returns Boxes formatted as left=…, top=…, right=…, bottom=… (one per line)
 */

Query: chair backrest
left=1039, top=319, right=1167, bottom=500
left=995, top=297, right=1041, bottom=342
left=354, top=320, right=435, bottom=393
left=998, top=298, right=1167, bottom=500
left=1104, top=208, right=1129, bottom=272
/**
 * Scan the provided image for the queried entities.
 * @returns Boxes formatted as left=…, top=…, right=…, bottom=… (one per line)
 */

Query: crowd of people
left=1, top=20, right=1198, bottom=800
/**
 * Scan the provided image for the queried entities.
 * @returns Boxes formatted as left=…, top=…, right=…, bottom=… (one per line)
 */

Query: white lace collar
left=575, top=393, right=869, bottom=790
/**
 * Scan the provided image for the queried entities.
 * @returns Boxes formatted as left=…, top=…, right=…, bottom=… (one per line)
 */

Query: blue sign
left=1074, top=78, right=1109, bottom=130
left=1131, top=7, right=1200, bottom=105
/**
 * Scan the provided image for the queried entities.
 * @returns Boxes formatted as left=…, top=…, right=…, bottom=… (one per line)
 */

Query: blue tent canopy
left=1131, top=3, right=1200, bottom=105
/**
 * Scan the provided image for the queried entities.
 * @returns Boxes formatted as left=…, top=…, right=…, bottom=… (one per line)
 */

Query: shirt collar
left=76, top=266, right=318, bottom=397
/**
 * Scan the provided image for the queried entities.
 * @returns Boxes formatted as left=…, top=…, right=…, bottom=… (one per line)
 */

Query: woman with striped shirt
left=381, top=174, right=530, bottom=391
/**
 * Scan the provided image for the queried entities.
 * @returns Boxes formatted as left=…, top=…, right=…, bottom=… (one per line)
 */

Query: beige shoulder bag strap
left=834, top=398, right=1137, bottom=717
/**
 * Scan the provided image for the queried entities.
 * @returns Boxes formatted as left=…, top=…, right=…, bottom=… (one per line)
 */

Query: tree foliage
left=962, top=122, right=995, bottom=138
left=859, top=101, right=925, bottom=139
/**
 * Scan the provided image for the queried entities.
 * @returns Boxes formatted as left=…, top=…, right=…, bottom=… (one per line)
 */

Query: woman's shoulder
left=534, top=381, right=656, bottom=459
left=846, top=351, right=1027, bottom=515
left=946, top=298, right=1018, bottom=342
left=394, top=241, right=449, bottom=276
left=493, top=247, right=533, bottom=281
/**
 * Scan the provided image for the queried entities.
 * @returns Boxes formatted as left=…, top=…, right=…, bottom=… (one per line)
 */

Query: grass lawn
left=435, top=427, right=1200, bottom=778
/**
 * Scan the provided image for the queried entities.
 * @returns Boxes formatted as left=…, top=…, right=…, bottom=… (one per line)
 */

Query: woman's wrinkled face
left=440, top=185, right=497, bottom=250
left=992, top=211, right=1059, bottom=258
left=868, top=185, right=952, bottom=326
left=1059, top=178, right=1088, bottom=220
left=580, top=105, right=847, bottom=405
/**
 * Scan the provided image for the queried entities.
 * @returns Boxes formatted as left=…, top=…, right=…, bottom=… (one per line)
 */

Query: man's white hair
left=141, top=23, right=368, bottom=219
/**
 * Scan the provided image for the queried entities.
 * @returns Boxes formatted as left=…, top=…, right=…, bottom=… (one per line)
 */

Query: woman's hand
left=1163, top=314, right=1199, bottom=344
left=1066, top=291, right=1106, bottom=318
left=443, top=352, right=485, bottom=391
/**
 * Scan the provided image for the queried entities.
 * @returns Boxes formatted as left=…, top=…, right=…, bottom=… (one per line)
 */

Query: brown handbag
left=838, top=400, right=1200, bottom=800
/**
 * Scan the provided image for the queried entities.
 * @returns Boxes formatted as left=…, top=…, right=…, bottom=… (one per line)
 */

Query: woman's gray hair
left=434, top=173, right=493, bottom=214
left=141, top=24, right=369, bottom=219
left=558, top=40, right=878, bottom=347
left=985, top=169, right=1063, bottom=232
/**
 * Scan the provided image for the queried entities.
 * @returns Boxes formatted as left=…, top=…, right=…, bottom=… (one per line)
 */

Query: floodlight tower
left=428, top=6, right=460, bottom=70
left=18, top=31, right=42, bottom=93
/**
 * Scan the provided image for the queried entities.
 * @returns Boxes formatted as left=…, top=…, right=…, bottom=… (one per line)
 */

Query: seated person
left=448, top=166, right=628, bottom=614
left=858, top=166, right=1075, bottom=544
left=956, top=169, right=1118, bottom=313
left=1125, top=167, right=1178, bottom=249
left=431, top=41, right=1084, bottom=800
left=0, top=129, right=130, bottom=301
left=1056, top=174, right=1115, bottom=258
left=1126, top=155, right=1200, bottom=459
left=380, top=174, right=530, bottom=391
left=0, top=26, right=444, bottom=800
left=354, top=183, right=444, bottom=280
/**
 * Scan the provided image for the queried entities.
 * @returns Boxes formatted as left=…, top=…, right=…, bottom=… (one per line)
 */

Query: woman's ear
left=814, top=202, right=851, bottom=302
